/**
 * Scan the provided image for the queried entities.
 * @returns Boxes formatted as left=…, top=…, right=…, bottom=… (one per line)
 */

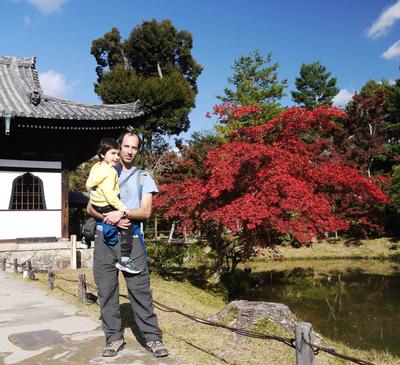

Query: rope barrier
left=301, top=335, right=376, bottom=365
left=152, top=299, right=296, bottom=348
left=46, top=270, right=377, bottom=365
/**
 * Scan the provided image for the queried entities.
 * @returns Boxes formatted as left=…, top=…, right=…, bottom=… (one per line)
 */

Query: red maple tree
left=154, top=105, right=389, bottom=270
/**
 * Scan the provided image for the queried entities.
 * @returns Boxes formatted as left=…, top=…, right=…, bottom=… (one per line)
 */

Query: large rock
left=211, top=300, right=328, bottom=347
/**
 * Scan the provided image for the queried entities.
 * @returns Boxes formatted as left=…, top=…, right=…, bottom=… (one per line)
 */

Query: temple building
left=0, top=56, right=142, bottom=242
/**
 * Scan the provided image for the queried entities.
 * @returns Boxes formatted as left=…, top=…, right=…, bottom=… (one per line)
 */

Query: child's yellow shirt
left=86, top=162, right=125, bottom=212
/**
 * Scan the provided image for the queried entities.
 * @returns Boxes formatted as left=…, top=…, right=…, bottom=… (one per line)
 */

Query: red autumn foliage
left=207, top=102, right=262, bottom=124
left=154, top=105, right=389, bottom=247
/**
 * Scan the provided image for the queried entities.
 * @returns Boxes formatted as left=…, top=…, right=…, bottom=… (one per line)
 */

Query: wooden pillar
left=1, top=258, right=6, bottom=271
left=168, top=222, right=175, bottom=243
left=70, top=235, right=77, bottom=269
left=183, top=226, right=188, bottom=244
left=154, top=216, right=158, bottom=240
left=61, top=169, right=69, bottom=238
left=13, top=258, right=18, bottom=273
left=295, top=322, right=314, bottom=365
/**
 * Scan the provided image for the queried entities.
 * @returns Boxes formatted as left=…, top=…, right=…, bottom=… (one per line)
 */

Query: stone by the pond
left=211, top=300, right=328, bottom=347
left=8, top=329, right=63, bottom=350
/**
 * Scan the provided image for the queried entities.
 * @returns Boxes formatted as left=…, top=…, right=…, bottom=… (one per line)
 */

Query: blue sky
left=1, top=0, right=399, bottom=142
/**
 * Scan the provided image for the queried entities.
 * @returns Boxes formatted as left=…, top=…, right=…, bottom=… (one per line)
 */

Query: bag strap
left=116, top=166, right=146, bottom=202
left=117, top=167, right=138, bottom=189
left=136, top=170, right=147, bottom=202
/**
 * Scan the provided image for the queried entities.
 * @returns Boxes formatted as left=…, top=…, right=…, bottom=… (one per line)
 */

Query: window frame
left=8, top=172, right=47, bottom=210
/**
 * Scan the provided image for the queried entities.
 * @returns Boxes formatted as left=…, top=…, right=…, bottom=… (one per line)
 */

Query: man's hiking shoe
left=146, top=340, right=169, bottom=358
left=101, top=339, right=124, bottom=357
left=115, top=258, right=141, bottom=274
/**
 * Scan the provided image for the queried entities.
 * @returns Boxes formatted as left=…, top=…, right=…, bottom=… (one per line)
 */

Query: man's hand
left=103, top=210, right=124, bottom=225
left=117, top=218, right=130, bottom=230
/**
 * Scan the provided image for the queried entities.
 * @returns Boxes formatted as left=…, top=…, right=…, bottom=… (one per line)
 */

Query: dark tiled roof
left=0, top=56, right=142, bottom=120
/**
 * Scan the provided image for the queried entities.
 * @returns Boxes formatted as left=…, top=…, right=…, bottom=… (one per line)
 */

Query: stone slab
left=8, top=330, right=63, bottom=350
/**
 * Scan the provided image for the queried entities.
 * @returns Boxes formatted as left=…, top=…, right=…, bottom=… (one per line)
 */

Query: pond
left=229, top=259, right=400, bottom=356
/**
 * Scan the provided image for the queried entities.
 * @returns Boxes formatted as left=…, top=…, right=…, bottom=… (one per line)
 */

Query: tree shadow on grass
left=343, top=238, right=363, bottom=246
left=152, top=264, right=224, bottom=294
left=174, top=336, right=230, bottom=364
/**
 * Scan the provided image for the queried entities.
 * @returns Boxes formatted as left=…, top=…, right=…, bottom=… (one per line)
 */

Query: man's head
left=117, top=131, right=141, bottom=167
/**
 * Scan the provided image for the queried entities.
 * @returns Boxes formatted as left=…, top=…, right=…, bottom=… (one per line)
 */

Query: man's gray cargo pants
left=93, top=229, right=162, bottom=343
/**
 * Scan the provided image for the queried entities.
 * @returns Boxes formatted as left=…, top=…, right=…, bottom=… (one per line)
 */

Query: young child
left=86, top=137, right=141, bottom=274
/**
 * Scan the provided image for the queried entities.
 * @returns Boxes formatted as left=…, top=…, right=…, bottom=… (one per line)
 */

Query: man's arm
left=103, top=193, right=153, bottom=225
left=86, top=202, right=130, bottom=229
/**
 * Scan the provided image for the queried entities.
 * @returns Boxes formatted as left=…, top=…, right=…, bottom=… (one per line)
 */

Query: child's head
left=97, top=138, right=120, bottom=166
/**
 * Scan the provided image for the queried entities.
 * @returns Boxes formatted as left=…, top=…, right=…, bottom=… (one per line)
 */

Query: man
left=87, top=131, right=168, bottom=358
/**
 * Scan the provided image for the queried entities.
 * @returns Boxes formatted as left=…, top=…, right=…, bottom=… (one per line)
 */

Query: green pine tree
left=291, top=61, right=339, bottom=109
left=91, top=20, right=203, bottom=151
left=216, top=49, right=287, bottom=137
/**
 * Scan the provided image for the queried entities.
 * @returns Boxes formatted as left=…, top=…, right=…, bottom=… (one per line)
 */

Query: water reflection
left=226, top=260, right=400, bottom=355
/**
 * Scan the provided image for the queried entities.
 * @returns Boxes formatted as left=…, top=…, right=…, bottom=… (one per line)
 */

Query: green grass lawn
left=255, top=237, right=400, bottom=262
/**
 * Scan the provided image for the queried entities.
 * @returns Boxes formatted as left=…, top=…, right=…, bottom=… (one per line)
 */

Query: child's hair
left=97, top=137, right=120, bottom=160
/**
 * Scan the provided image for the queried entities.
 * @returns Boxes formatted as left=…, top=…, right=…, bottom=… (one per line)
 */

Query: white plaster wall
left=0, top=211, right=61, bottom=239
left=0, top=171, right=61, bottom=209
left=0, top=168, right=62, bottom=239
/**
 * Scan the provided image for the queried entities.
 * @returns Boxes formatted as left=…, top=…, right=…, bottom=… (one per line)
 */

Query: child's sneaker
left=115, top=258, right=141, bottom=274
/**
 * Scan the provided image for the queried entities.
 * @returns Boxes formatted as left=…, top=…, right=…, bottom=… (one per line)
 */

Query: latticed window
left=9, top=173, right=47, bottom=210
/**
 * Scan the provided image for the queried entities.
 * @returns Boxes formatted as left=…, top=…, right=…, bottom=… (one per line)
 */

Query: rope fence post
left=48, top=265, right=54, bottom=290
left=295, top=322, right=314, bottom=365
left=27, top=260, right=34, bottom=280
left=78, top=273, right=86, bottom=303
left=70, top=234, right=77, bottom=269
left=1, top=258, right=6, bottom=271
left=13, top=258, right=18, bottom=273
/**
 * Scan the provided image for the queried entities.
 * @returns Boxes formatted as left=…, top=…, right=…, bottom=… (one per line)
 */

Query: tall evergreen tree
left=219, top=49, right=287, bottom=121
left=91, top=19, right=202, bottom=151
left=291, top=61, right=339, bottom=109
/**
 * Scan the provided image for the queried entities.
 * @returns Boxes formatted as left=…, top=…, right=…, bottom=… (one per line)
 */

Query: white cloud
left=367, top=0, right=400, bottom=39
left=382, top=40, right=400, bottom=59
left=333, top=89, right=354, bottom=106
left=39, top=70, right=73, bottom=98
left=26, top=0, right=68, bottom=15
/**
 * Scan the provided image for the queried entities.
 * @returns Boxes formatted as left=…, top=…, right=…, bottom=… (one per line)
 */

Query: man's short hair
left=117, top=130, right=142, bottom=151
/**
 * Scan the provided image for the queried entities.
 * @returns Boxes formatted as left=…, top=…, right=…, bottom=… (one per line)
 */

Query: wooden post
left=78, top=273, right=86, bottom=303
left=70, top=235, right=77, bottom=269
left=1, top=258, right=6, bottom=271
left=48, top=265, right=54, bottom=290
left=168, top=222, right=175, bottom=243
left=13, top=258, right=18, bottom=273
left=61, top=169, right=69, bottom=239
left=154, top=216, right=158, bottom=240
left=183, top=226, right=188, bottom=244
left=27, top=260, right=34, bottom=280
left=295, top=322, right=314, bottom=365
